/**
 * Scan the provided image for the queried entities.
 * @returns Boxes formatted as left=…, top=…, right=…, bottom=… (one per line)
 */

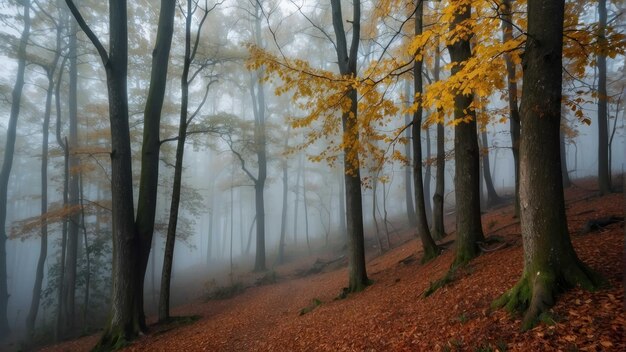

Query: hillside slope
left=42, top=182, right=625, bottom=351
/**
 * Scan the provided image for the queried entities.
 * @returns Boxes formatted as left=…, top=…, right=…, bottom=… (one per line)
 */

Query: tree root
left=492, top=261, right=603, bottom=330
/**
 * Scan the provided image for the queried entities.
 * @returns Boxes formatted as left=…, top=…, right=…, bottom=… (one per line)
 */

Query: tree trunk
left=251, top=2, right=268, bottom=272
left=432, top=44, right=446, bottom=240
left=403, top=81, right=417, bottom=227
left=330, top=0, right=369, bottom=292
left=597, top=0, right=610, bottom=194
left=293, top=153, right=302, bottom=246
left=0, top=0, right=30, bottom=339
left=447, top=2, right=485, bottom=266
left=424, top=124, right=432, bottom=223
left=560, top=122, right=571, bottom=188
left=278, top=158, right=288, bottom=264
left=480, top=130, right=502, bottom=207
left=493, top=0, right=601, bottom=330
left=337, top=165, right=347, bottom=239
left=135, top=0, right=176, bottom=330
left=26, top=39, right=58, bottom=336
left=501, top=0, right=521, bottom=217
left=303, top=164, right=311, bottom=254
left=159, top=0, right=194, bottom=321
left=65, top=0, right=141, bottom=347
left=412, top=0, right=439, bottom=263
left=61, top=15, right=81, bottom=335
left=54, top=70, right=69, bottom=343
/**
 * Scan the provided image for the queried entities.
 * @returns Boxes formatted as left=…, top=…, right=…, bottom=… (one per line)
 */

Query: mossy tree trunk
left=493, top=0, right=601, bottom=330
left=65, top=0, right=141, bottom=348
left=447, top=2, right=485, bottom=266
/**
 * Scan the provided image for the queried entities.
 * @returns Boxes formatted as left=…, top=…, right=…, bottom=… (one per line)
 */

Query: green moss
left=299, top=298, right=323, bottom=316
left=423, top=267, right=457, bottom=297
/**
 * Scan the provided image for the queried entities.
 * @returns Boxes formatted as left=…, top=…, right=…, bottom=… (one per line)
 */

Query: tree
left=249, top=0, right=269, bottom=272
left=500, top=0, right=521, bottom=217
left=403, top=81, right=417, bottom=228
left=26, top=2, right=63, bottom=337
left=447, top=1, right=485, bottom=265
left=597, top=0, right=610, bottom=194
left=412, top=0, right=439, bottom=263
left=60, top=8, right=81, bottom=335
left=493, top=0, right=602, bottom=330
left=159, top=0, right=214, bottom=322
left=479, top=128, right=502, bottom=207
left=0, top=0, right=30, bottom=339
left=330, top=0, right=369, bottom=292
left=431, top=42, right=445, bottom=240
left=135, top=0, right=176, bottom=330
left=64, top=0, right=139, bottom=347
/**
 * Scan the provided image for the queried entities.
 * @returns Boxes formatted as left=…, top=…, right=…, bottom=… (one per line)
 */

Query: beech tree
left=0, top=0, right=30, bottom=340
left=329, top=0, right=369, bottom=292
left=135, top=0, right=176, bottom=330
left=446, top=2, right=485, bottom=265
left=64, top=0, right=139, bottom=347
left=411, top=0, right=439, bottom=263
left=493, top=0, right=602, bottom=330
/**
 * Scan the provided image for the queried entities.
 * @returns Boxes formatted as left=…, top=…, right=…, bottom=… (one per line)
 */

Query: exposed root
left=493, top=262, right=603, bottom=330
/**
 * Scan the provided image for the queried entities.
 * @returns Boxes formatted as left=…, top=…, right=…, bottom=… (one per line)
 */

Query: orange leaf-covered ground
left=41, top=180, right=625, bottom=351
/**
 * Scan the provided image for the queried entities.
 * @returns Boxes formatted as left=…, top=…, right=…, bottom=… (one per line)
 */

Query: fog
left=0, top=0, right=623, bottom=346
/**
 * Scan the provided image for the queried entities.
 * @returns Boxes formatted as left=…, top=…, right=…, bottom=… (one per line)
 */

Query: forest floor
left=40, top=178, right=625, bottom=351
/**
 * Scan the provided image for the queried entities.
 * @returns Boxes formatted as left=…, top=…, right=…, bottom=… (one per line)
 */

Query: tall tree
left=26, top=6, right=62, bottom=337
left=135, top=0, right=176, bottom=330
left=500, top=0, right=521, bottom=217
left=493, top=0, right=601, bottom=330
left=431, top=42, right=445, bottom=240
left=597, top=0, right=610, bottom=194
left=0, top=0, right=30, bottom=339
left=330, top=0, right=369, bottom=292
left=64, top=0, right=139, bottom=347
left=159, top=0, right=213, bottom=322
left=250, top=0, right=268, bottom=271
left=60, top=9, right=81, bottom=335
left=447, top=1, right=485, bottom=265
left=403, top=81, right=417, bottom=227
left=412, top=0, right=439, bottom=263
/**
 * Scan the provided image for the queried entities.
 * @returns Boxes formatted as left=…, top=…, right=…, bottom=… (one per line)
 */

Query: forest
left=0, top=0, right=624, bottom=351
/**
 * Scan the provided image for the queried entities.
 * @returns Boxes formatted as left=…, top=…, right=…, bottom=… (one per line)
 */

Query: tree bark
left=26, top=30, right=60, bottom=336
left=278, top=160, right=288, bottom=264
left=597, top=0, right=610, bottom=194
left=403, top=81, right=417, bottom=227
left=251, top=1, right=268, bottom=272
left=431, top=43, right=446, bottom=240
left=501, top=0, right=521, bottom=217
left=424, top=124, right=432, bottom=222
left=480, top=130, right=501, bottom=207
left=447, top=2, right=485, bottom=266
left=65, top=0, right=140, bottom=347
left=0, top=0, right=30, bottom=339
left=61, top=14, right=80, bottom=335
left=493, top=0, right=601, bottom=330
left=135, top=0, right=176, bottom=330
left=560, top=121, right=571, bottom=188
left=413, top=0, right=439, bottom=263
left=330, top=0, right=369, bottom=292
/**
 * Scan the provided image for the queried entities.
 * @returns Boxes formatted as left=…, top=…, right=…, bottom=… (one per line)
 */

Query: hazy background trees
left=0, top=0, right=623, bottom=347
